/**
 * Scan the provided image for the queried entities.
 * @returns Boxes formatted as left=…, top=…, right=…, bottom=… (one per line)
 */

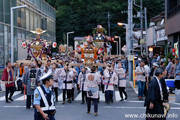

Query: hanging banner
left=174, top=42, right=178, bottom=58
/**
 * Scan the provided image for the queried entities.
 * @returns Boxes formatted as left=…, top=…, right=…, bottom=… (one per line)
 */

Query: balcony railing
left=167, top=4, right=180, bottom=18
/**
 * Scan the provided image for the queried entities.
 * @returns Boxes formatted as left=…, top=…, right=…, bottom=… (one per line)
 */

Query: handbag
left=88, top=90, right=93, bottom=96
left=163, top=102, right=170, bottom=116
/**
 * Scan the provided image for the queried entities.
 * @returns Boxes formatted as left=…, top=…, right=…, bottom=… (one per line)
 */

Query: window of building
left=17, top=9, right=21, bottom=27
left=0, top=0, right=4, bottom=22
left=26, top=9, right=30, bottom=30
left=4, top=0, right=10, bottom=24
left=30, top=10, right=34, bottom=30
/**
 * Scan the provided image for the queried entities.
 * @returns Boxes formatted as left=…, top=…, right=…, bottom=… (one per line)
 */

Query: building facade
left=0, top=0, right=56, bottom=67
left=165, top=0, right=180, bottom=57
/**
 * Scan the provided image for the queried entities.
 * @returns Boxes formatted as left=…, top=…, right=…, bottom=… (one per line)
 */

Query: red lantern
left=52, top=42, right=57, bottom=48
left=98, top=48, right=103, bottom=54
left=111, top=37, right=114, bottom=42
left=21, top=41, right=26, bottom=49
left=172, top=48, right=175, bottom=56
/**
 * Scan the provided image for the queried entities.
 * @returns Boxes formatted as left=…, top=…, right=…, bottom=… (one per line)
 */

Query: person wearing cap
left=60, top=63, right=78, bottom=104
left=135, top=60, right=148, bottom=100
left=115, top=63, right=127, bottom=101
left=150, top=62, right=159, bottom=79
left=78, top=65, right=90, bottom=104
left=86, top=66, right=101, bottom=116
left=34, top=71, right=56, bottom=120
left=103, top=61, right=118, bottom=104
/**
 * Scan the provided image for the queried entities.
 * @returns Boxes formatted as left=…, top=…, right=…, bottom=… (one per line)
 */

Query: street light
left=117, top=22, right=128, bottom=55
left=67, top=31, right=74, bottom=56
left=115, top=36, right=121, bottom=55
left=114, top=41, right=118, bottom=55
left=11, top=5, right=27, bottom=63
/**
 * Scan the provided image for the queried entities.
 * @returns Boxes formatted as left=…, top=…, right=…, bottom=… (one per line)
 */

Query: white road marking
left=15, top=95, right=27, bottom=101
left=0, top=91, right=21, bottom=101
left=74, top=92, right=82, bottom=101
left=115, top=91, right=125, bottom=101
left=99, top=91, right=105, bottom=101
left=58, top=93, right=63, bottom=101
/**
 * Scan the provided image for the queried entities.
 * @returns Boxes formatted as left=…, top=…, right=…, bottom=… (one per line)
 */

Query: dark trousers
left=87, top=98, right=98, bottom=113
left=63, top=89, right=72, bottom=102
left=118, top=87, right=127, bottom=100
left=5, top=86, right=15, bottom=102
left=175, top=80, right=180, bottom=89
left=17, top=80, right=24, bottom=93
left=101, top=84, right=104, bottom=93
left=53, top=87, right=58, bottom=101
left=82, top=91, right=87, bottom=102
left=138, top=81, right=145, bottom=97
left=105, top=90, right=113, bottom=102
left=71, top=88, right=74, bottom=100
left=26, top=95, right=34, bottom=108
left=34, top=112, right=55, bottom=120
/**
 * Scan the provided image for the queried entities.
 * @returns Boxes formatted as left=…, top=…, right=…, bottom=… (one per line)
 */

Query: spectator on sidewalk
left=175, top=58, right=180, bottom=89
left=166, top=58, right=172, bottom=74
left=135, top=60, right=148, bottom=100
left=168, top=59, right=175, bottom=79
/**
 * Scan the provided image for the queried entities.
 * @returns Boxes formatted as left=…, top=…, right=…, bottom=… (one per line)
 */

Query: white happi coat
left=103, top=69, right=118, bottom=91
left=54, top=68, right=63, bottom=89
left=60, top=68, right=77, bottom=90
left=115, top=68, right=126, bottom=87
left=78, top=70, right=90, bottom=91
left=85, top=72, right=101, bottom=99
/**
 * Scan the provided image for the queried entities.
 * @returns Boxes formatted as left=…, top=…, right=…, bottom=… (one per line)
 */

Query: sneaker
left=94, top=112, right=98, bottom=116
left=120, top=99, right=124, bottom=101
left=62, top=101, right=65, bottom=104
left=125, top=97, right=127, bottom=101
left=87, top=111, right=90, bottom=114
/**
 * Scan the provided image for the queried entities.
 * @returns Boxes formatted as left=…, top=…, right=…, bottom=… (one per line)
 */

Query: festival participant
left=1, top=61, right=15, bottom=103
left=16, top=62, right=25, bottom=94
left=78, top=65, right=90, bottom=104
left=86, top=66, right=101, bottom=116
left=115, top=63, right=127, bottom=101
left=23, top=63, right=39, bottom=109
left=103, top=61, right=118, bottom=104
left=60, top=62, right=77, bottom=104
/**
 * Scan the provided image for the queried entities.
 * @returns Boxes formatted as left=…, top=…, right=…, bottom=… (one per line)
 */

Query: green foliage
left=45, top=0, right=164, bottom=54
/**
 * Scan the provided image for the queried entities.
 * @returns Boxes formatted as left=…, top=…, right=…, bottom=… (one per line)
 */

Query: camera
left=143, top=72, right=146, bottom=76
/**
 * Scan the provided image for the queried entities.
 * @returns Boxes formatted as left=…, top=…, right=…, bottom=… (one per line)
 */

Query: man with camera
left=135, top=60, right=148, bottom=100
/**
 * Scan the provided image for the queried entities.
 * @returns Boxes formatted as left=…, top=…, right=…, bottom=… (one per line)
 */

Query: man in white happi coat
left=103, top=61, right=118, bottom=104
left=60, top=63, right=77, bottom=104
left=78, top=65, right=90, bottom=104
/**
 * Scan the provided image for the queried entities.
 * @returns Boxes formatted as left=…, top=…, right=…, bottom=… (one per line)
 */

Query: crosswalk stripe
left=99, top=91, right=105, bottom=101
left=58, top=93, right=63, bottom=101
left=74, top=92, right=82, bottom=101
left=0, top=91, right=21, bottom=101
left=15, top=95, right=27, bottom=101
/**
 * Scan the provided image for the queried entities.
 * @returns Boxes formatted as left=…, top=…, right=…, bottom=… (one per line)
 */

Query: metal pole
left=67, top=33, right=69, bottom=56
left=108, top=12, right=111, bottom=36
left=128, top=0, right=133, bottom=81
left=145, top=7, right=148, bottom=56
left=140, top=0, right=143, bottom=56
left=119, top=37, right=121, bottom=55
left=11, top=8, right=14, bottom=63
left=116, top=42, right=118, bottom=55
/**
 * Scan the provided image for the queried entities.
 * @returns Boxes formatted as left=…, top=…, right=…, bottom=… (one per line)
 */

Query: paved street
left=0, top=81, right=180, bottom=120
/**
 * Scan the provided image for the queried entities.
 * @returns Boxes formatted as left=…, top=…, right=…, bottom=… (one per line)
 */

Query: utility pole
left=107, top=12, right=111, bottom=36
left=140, top=0, right=143, bottom=56
left=145, top=7, right=148, bottom=55
left=128, top=0, right=133, bottom=81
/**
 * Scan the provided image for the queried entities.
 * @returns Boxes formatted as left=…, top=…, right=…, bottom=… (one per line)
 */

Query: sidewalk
left=129, top=81, right=176, bottom=103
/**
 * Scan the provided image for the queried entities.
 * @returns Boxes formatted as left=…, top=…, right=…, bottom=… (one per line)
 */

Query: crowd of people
left=1, top=53, right=180, bottom=119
